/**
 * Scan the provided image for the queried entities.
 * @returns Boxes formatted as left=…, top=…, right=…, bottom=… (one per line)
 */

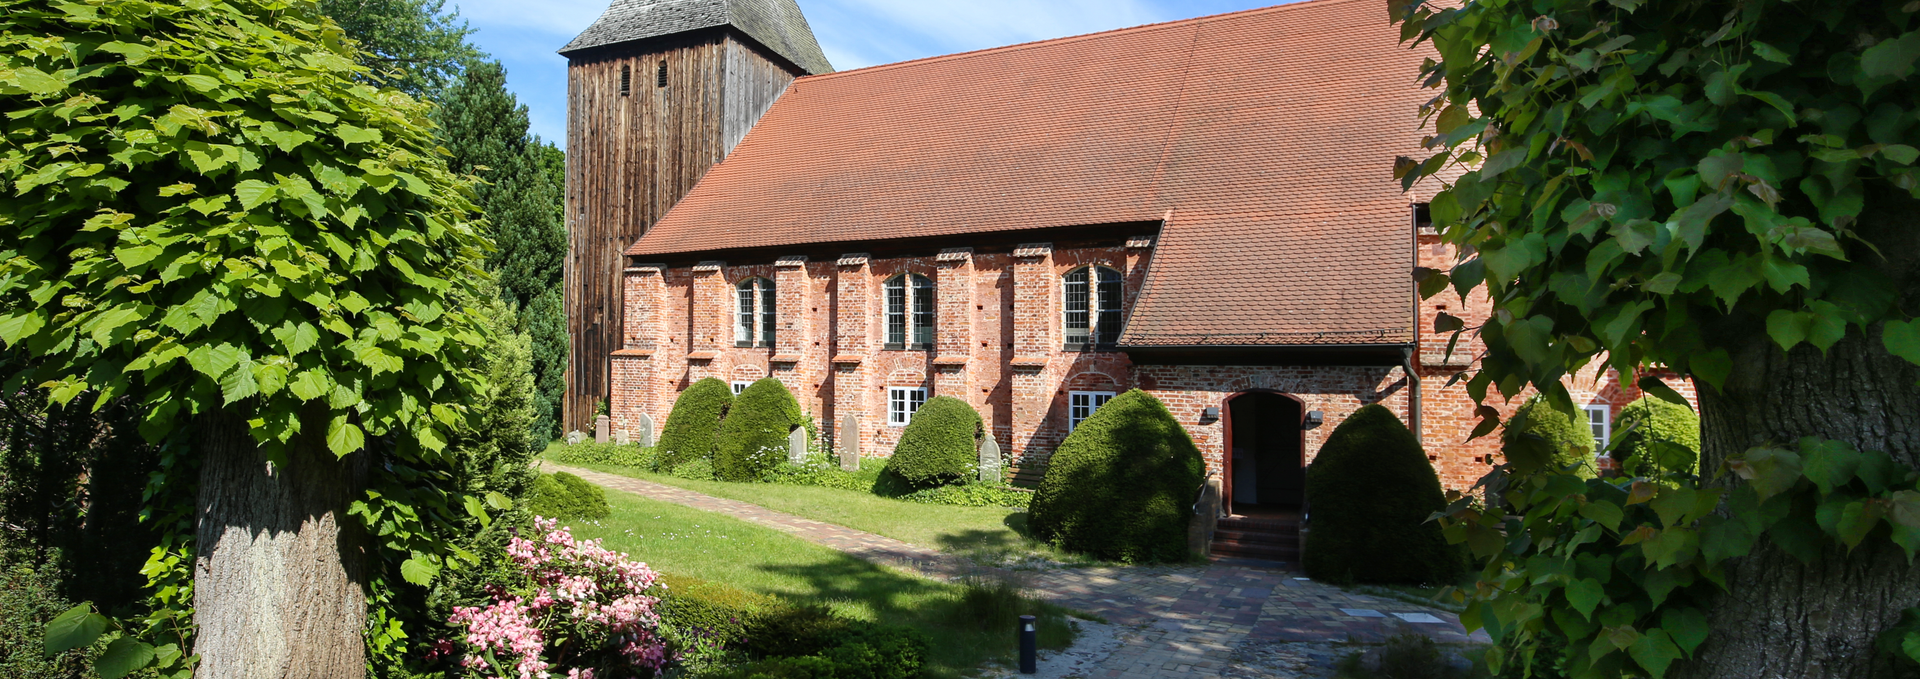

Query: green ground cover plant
left=1304, top=404, right=1463, bottom=585
left=545, top=441, right=656, bottom=468
left=1029, top=389, right=1204, bottom=563
left=565, top=491, right=1077, bottom=678
left=884, top=396, right=982, bottom=488
left=713, top=378, right=806, bottom=482
left=656, top=378, right=735, bottom=474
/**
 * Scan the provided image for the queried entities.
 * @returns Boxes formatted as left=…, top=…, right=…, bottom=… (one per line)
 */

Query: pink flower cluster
left=446, top=517, right=668, bottom=678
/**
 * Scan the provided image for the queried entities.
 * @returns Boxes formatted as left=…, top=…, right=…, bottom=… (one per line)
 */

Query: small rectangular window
left=1068, top=391, right=1116, bottom=431
left=1584, top=405, right=1611, bottom=452
left=620, top=65, right=631, bottom=96
left=657, top=61, right=669, bottom=88
left=888, top=387, right=927, bottom=427
left=732, top=381, right=753, bottom=395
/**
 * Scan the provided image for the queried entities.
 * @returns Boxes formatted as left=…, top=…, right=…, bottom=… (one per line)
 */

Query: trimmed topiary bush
left=1028, top=389, right=1204, bottom=563
left=1510, top=396, right=1596, bottom=477
left=884, top=396, right=983, bottom=489
left=655, top=378, right=735, bottom=474
left=713, top=378, right=806, bottom=482
left=526, top=472, right=609, bottom=520
left=1612, top=397, right=1701, bottom=477
left=1301, top=404, right=1461, bottom=585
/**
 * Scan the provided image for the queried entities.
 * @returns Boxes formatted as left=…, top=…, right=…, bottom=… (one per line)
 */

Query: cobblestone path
left=548, top=463, right=1489, bottom=678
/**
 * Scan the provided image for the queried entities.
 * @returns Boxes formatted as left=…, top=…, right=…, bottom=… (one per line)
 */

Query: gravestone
left=788, top=427, right=808, bottom=464
left=566, top=430, right=587, bottom=445
left=838, top=412, right=861, bottom=471
left=615, top=429, right=630, bottom=445
left=977, top=431, right=1002, bottom=483
left=594, top=414, right=610, bottom=443
left=635, top=412, right=655, bottom=448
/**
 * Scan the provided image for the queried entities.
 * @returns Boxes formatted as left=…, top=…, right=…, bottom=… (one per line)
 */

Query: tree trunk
left=1681, top=326, right=1920, bottom=679
left=193, top=413, right=367, bottom=678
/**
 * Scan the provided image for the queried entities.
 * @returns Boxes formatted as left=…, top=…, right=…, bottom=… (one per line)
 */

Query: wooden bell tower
left=559, top=0, right=832, bottom=431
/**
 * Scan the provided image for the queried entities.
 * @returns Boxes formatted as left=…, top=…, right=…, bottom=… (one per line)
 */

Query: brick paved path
left=548, top=464, right=1489, bottom=678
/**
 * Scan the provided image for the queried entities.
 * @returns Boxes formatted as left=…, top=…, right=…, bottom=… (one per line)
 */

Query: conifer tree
left=436, top=61, right=570, bottom=445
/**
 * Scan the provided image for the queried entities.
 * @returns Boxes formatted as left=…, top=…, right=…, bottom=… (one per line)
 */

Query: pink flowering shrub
left=442, top=517, right=667, bottom=678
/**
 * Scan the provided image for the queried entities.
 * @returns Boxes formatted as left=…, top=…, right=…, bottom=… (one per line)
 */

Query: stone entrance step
left=1210, top=515, right=1301, bottom=563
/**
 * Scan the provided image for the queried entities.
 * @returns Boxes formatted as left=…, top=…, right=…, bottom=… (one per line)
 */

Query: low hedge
left=1301, top=404, right=1461, bottom=585
left=1510, top=396, right=1596, bottom=478
left=1612, top=397, right=1701, bottom=477
left=526, top=471, right=609, bottom=521
left=655, top=378, right=735, bottom=474
left=544, top=441, right=655, bottom=468
left=1028, top=389, right=1204, bottom=563
left=722, top=605, right=930, bottom=679
left=884, top=396, right=982, bottom=489
left=713, top=378, right=807, bottom=482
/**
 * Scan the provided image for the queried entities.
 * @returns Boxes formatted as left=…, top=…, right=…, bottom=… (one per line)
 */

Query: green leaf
left=1661, top=608, right=1709, bottom=656
left=1885, top=320, right=1920, bottom=366
left=1637, top=376, right=1692, bottom=410
left=1835, top=500, right=1885, bottom=550
left=1750, top=41, right=1791, bottom=64
left=336, top=125, right=384, bottom=145
left=1862, top=30, right=1920, bottom=80
left=1565, top=578, right=1605, bottom=619
left=326, top=416, right=364, bottom=456
left=97, top=637, right=156, bottom=679
left=288, top=370, right=327, bottom=401
left=1700, top=516, right=1755, bottom=563
left=0, top=312, right=46, bottom=347
left=399, top=557, right=439, bottom=585
left=1802, top=440, right=1863, bottom=495
left=219, top=361, right=258, bottom=404
left=114, top=245, right=164, bottom=268
left=96, top=40, right=153, bottom=64
left=1629, top=630, right=1683, bottom=678
left=185, top=343, right=244, bottom=380
left=234, top=179, right=277, bottom=210
left=1580, top=500, right=1624, bottom=531
left=485, top=491, right=514, bottom=510
left=44, top=604, right=108, bottom=656
left=1767, top=310, right=1811, bottom=352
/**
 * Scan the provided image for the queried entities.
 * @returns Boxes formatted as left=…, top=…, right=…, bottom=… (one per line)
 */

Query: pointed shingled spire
left=559, top=0, right=834, bottom=75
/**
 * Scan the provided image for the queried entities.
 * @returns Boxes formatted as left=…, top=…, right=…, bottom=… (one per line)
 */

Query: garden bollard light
left=1019, top=614, right=1037, bottom=674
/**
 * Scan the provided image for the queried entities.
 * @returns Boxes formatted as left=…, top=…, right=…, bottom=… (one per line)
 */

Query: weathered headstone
left=615, top=429, right=630, bottom=445
left=594, top=414, right=610, bottom=443
left=635, top=412, right=655, bottom=448
left=978, top=431, right=1003, bottom=483
left=566, top=430, right=587, bottom=445
left=838, top=412, right=861, bottom=471
left=788, top=426, right=809, bottom=464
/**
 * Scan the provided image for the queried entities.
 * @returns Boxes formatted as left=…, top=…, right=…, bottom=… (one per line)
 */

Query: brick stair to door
left=1209, top=515, right=1300, bottom=563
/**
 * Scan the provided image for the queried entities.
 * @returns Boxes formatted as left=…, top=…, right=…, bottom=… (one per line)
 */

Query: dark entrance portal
left=1226, top=392, right=1304, bottom=516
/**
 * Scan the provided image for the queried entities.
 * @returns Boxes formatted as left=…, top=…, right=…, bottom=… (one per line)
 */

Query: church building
left=559, top=0, right=1692, bottom=519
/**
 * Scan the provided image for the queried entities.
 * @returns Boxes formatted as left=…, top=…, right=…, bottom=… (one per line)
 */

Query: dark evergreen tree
left=436, top=61, right=570, bottom=445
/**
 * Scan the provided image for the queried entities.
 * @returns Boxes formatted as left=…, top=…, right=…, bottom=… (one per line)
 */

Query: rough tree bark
left=193, top=412, right=367, bottom=678
left=1681, top=192, right=1920, bottom=679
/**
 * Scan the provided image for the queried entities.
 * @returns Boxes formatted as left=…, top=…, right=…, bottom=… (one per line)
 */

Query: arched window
left=884, top=274, right=934, bottom=349
left=1063, top=266, right=1123, bottom=348
left=736, top=277, right=775, bottom=348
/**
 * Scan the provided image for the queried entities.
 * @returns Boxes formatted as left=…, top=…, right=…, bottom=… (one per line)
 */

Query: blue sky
left=446, top=0, right=1302, bottom=147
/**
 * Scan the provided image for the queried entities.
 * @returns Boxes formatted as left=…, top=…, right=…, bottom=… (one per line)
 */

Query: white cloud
left=450, top=0, right=610, bottom=38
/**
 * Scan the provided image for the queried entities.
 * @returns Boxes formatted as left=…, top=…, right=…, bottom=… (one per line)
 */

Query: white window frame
left=1583, top=404, right=1611, bottom=452
left=735, top=277, right=775, bottom=348
left=732, top=380, right=753, bottom=395
left=887, top=387, right=927, bottom=427
left=1062, top=266, right=1124, bottom=348
left=1068, top=391, right=1116, bottom=431
left=884, top=274, right=935, bottom=349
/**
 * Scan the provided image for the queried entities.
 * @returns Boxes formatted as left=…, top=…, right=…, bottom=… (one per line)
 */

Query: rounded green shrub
left=1301, top=404, right=1461, bottom=585
left=884, top=396, right=983, bottom=489
left=655, top=378, right=735, bottom=474
left=1612, top=397, right=1701, bottom=477
left=1510, top=396, right=1596, bottom=477
left=1028, top=389, right=1204, bottom=563
left=713, top=378, right=806, bottom=482
left=525, top=472, right=609, bottom=521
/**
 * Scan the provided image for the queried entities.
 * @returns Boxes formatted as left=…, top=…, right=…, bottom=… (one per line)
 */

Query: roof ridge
left=787, top=0, right=1369, bottom=85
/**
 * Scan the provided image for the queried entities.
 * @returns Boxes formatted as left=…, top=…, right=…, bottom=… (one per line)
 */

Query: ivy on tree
left=1395, top=0, right=1920, bottom=676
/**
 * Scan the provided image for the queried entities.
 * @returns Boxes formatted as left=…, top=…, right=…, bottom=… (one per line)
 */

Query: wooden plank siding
left=564, top=29, right=803, bottom=432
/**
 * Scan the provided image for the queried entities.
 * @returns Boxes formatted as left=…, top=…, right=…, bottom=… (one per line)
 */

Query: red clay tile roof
left=627, top=0, right=1437, bottom=347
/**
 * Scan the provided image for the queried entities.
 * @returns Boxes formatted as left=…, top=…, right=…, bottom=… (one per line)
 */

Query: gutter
left=1402, top=346, right=1422, bottom=445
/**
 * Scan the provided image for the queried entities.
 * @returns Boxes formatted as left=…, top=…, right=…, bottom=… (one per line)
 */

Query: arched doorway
left=1223, top=391, right=1305, bottom=517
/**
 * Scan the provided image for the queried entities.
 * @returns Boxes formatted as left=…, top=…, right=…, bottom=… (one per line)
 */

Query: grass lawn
left=557, top=461, right=1099, bottom=567
left=568, top=489, right=1077, bottom=678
